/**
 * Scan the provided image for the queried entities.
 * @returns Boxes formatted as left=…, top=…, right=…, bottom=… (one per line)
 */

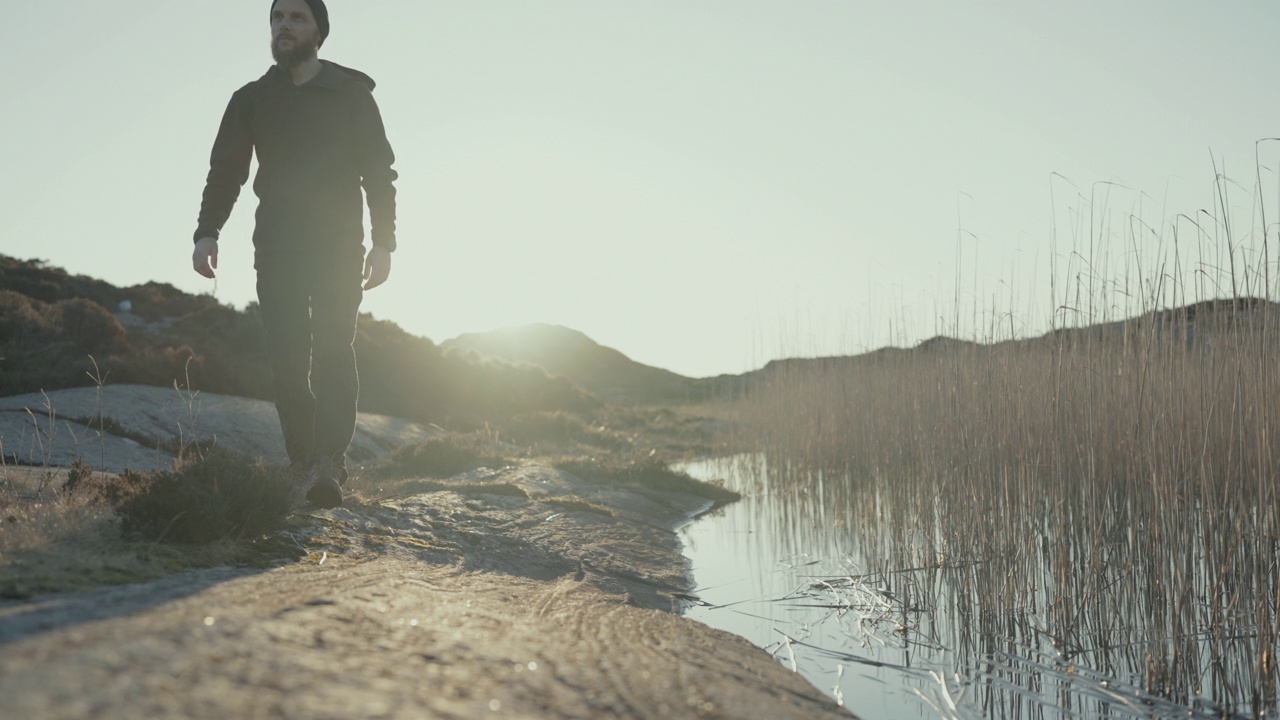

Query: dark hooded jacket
left=194, top=61, right=397, bottom=265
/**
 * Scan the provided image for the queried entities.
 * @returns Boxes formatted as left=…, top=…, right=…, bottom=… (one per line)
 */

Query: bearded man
left=191, top=0, right=398, bottom=508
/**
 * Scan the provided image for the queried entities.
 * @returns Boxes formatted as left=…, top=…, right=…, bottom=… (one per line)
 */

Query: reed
left=738, top=165, right=1280, bottom=715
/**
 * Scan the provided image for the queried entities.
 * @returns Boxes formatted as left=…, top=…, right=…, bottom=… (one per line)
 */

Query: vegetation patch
left=376, top=435, right=512, bottom=480
left=554, top=455, right=738, bottom=502
left=594, top=405, right=725, bottom=456
left=496, top=410, right=626, bottom=451
left=493, top=406, right=727, bottom=459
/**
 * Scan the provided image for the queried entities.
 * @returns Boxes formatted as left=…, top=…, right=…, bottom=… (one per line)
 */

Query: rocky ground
left=0, top=387, right=853, bottom=719
left=0, top=385, right=438, bottom=472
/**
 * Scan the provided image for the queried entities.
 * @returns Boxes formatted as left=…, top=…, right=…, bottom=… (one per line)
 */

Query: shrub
left=103, top=345, right=203, bottom=388
left=0, top=290, right=56, bottom=345
left=52, top=298, right=127, bottom=352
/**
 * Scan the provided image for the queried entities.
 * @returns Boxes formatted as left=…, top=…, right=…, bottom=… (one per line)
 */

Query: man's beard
left=271, top=32, right=318, bottom=67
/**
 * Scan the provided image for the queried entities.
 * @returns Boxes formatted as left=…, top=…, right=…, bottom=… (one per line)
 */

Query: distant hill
left=735, top=296, right=1280, bottom=386
left=443, top=324, right=714, bottom=404
left=439, top=298, right=1280, bottom=406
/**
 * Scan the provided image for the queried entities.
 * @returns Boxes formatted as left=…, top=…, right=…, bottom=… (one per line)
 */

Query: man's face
left=270, top=0, right=320, bottom=66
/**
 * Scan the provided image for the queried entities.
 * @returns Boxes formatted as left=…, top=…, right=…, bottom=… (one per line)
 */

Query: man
left=191, top=0, right=397, bottom=509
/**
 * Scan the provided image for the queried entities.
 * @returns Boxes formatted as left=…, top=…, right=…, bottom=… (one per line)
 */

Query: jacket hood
left=324, top=61, right=376, bottom=91
left=262, top=60, right=377, bottom=91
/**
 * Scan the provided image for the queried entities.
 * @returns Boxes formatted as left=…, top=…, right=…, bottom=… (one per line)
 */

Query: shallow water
left=678, top=456, right=1258, bottom=720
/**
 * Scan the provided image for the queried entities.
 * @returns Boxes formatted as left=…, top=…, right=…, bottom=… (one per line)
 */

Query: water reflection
left=680, top=455, right=1267, bottom=720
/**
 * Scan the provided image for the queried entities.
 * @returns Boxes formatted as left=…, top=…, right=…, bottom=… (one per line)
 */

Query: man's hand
left=364, top=246, right=391, bottom=290
left=193, top=237, right=219, bottom=279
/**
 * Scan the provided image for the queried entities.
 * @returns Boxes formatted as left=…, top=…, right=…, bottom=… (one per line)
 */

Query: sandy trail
left=0, top=462, right=854, bottom=719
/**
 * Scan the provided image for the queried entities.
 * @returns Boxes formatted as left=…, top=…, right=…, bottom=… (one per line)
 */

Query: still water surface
left=680, top=456, right=956, bottom=718
left=678, top=456, right=1244, bottom=720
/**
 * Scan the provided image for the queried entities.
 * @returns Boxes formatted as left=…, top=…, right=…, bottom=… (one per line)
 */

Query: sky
left=3, top=1, right=1280, bottom=377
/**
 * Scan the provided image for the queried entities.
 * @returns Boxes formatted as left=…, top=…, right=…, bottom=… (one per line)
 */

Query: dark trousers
left=256, top=256, right=363, bottom=466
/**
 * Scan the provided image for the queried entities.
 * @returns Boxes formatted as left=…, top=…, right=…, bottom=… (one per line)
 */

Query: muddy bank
left=0, top=460, right=853, bottom=719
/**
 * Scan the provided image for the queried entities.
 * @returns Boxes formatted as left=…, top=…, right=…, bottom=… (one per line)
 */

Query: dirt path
left=0, top=462, right=854, bottom=719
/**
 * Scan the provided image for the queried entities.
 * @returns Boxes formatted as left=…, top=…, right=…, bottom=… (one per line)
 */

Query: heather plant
left=111, top=449, right=294, bottom=544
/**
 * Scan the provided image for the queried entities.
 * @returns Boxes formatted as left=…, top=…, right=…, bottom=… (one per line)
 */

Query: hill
left=438, top=299, right=1279, bottom=407
left=444, top=324, right=714, bottom=404
left=734, top=296, right=1280, bottom=385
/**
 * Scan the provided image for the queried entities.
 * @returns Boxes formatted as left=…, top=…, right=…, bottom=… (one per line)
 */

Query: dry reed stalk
left=741, top=303, right=1280, bottom=714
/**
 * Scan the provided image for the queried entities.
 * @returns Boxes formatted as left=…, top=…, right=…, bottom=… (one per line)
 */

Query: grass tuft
left=496, top=410, right=626, bottom=451
left=376, top=435, right=512, bottom=480
left=107, top=450, right=294, bottom=544
left=0, top=459, right=297, bottom=599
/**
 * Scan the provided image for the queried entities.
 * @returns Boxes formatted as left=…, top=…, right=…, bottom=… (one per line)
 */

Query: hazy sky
left=3, top=2, right=1279, bottom=377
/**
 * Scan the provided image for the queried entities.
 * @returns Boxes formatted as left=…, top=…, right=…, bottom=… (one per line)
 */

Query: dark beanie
left=271, top=0, right=330, bottom=47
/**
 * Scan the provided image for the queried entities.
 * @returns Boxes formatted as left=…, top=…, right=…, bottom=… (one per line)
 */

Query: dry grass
left=0, top=465, right=285, bottom=599
left=1, top=467, right=122, bottom=598
left=377, top=434, right=515, bottom=479
left=740, top=305, right=1280, bottom=712
left=729, top=159, right=1280, bottom=713
left=492, top=406, right=727, bottom=458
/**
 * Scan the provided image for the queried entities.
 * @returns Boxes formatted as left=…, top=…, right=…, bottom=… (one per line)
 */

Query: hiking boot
left=306, top=460, right=345, bottom=509
left=285, top=460, right=311, bottom=506
left=286, top=459, right=310, bottom=482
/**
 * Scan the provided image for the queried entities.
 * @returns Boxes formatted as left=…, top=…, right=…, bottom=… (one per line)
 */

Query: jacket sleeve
left=193, top=91, right=253, bottom=243
left=354, top=89, right=398, bottom=252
